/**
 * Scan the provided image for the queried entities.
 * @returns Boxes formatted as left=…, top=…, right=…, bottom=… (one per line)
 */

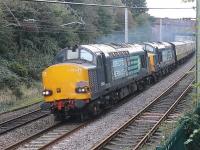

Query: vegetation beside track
left=0, top=82, right=42, bottom=113
left=0, top=0, right=153, bottom=106
left=0, top=96, right=42, bottom=113
left=156, top=88, right=200, bottom=150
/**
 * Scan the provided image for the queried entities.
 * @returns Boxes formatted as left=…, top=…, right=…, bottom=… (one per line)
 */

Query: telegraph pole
left=125, top=0, right=128, bottom=43
left=159, top=18, right=162, bottom=41
left=197, top=0, right=200, bottom=106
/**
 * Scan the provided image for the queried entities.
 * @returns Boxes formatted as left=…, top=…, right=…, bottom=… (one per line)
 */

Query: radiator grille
left=89, top=69, right=98, bottom=93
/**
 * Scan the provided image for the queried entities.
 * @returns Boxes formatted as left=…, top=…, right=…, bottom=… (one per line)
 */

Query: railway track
left=0, top=101, right=42, bottom=116
left=0, top=109, right=49, bottom=135
left=91, top=67, right=194, bottom=150
left=4, top=64, right=195, bottom=150
left=142, top=90, right=194, bottom=150
left=5, top=121, right=87, bottom=150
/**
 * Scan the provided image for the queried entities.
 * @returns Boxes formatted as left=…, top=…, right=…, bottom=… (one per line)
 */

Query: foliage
left=0, top=4, right=15, bottom=54
left=180, top=112, right=200, bottom=150
left=0, top=0, right=151, bottom=93
left=179, top=113, right=200, bottom=136
left=9, top=62, right=28, bottom=77
left=97, top=7, right=114, bottom=35
left=185, top=129, right=200, bottom=150
left=121, top=0, right=147, bottom=17
left=12, top=87, right=23, bottom=98
left=132, top=13, right=155, bottom=41
left=0, top=66, right=20, bottom=89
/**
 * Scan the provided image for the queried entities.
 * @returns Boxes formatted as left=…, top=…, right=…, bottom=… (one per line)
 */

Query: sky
left=146, top=0, right=196, bottom=18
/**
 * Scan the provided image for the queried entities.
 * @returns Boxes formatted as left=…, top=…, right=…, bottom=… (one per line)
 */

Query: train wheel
left=55, top=111, right=66, bottom=121
left=137, top=84, right=144, bottom=92
left=79, top=113, right=86, bottom=122
left=79, top=110, right=88, bottom=122
left=92, top=103, right=101, bottom=117
left=151, top=75, right=157, bottom=83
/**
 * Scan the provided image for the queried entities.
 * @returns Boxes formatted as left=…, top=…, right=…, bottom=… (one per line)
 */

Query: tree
left=0, top=3, right=16, bottom=55
left=122, top=0, right=148, bottom=17
left=97, top=7, right=114, bottom=35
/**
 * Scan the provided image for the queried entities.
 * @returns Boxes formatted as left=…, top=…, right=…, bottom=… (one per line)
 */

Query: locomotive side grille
left=89, top=69, right=98, bottom=93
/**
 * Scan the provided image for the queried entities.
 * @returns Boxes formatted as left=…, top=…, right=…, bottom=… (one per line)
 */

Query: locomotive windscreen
left=53, top=48, right=94, bottom=64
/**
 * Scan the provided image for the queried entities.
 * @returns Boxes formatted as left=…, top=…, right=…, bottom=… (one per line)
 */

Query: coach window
left=80, top=49, right=93, bottom=62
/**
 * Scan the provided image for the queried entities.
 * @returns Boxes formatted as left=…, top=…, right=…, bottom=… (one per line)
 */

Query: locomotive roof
left=161, top=42, right=173, bottom=48
left=81, top=44, right=116, bottom=57
left=123, top=44, right=144, bottom=54
left=81, top=44, right=145, bottom=57
left=171, top=41, right=194, bottom=46
left=170, top=41, right=186, bottom=46
left=145, top=42, right=166, bottom=49
left=182, top=41, right=195, bottom=44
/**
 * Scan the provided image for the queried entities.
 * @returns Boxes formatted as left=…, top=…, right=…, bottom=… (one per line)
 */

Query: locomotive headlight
left=46, top=91, right=50, bottom=95
left=75, top=81, right=90, bottom=93
left=42, top=90, right=52, bottom=96
left=75, top=87, right=89, bottom=93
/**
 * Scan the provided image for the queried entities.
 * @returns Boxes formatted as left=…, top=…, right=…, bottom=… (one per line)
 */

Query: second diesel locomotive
left=42, top=41, right=195, bottom=120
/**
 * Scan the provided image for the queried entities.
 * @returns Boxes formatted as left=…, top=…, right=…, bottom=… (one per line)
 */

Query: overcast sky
left=146, top=0, right=196, bottom=18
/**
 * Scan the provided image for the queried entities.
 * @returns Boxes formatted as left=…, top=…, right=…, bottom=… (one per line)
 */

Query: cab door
left=96, top=53, right=107, bottom=90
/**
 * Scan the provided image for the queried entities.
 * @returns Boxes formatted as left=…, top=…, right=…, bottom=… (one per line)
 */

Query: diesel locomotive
left=42, top=41, right=195, bottom=120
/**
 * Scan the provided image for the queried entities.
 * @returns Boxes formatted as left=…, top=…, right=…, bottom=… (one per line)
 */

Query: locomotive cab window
left=67, top=49, right=79, bottom=60
left=80, top=49, right=93, bottom=62
left=54, top=48, right=94, bottom=64
left=145, top=45, right=154, bottom=53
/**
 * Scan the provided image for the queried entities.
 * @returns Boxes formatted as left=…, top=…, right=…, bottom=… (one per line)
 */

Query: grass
left=0, top=82, right=44, bottom=113
left=0, top=96, right=43, bottom=113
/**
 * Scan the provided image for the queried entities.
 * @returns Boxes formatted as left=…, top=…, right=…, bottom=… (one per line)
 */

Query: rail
left=91, top=66, right=194, bottom=150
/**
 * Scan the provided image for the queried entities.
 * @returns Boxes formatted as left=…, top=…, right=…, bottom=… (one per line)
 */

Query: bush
left=9, top=62, right=28, bottom=77
left=180, top=113, right=200, bottom=136
left=12, top=87, right=23, bottom=98
left=0, top=66, right=20, bottom=89
left=185, top=129, right=200, bottom=150
left=28, top=68, right=40, bottom=80
left=4, top=76, right=19, bottom=89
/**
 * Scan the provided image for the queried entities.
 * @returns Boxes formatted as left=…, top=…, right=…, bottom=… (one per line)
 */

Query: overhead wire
left=0, top=0, right=195, bottom=35
left=21, top=0, right=196, bottom=9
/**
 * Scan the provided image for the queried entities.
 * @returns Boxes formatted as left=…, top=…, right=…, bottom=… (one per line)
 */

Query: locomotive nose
left=42, top=63, right=91, bottom=102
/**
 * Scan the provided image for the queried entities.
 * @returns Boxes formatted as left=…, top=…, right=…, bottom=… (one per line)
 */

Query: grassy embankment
left=0, top=82, right=43, bottom=113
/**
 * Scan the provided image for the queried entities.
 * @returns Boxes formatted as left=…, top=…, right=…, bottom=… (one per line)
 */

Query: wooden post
left=197, top=0, right=200, bottom=107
